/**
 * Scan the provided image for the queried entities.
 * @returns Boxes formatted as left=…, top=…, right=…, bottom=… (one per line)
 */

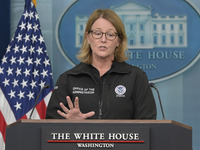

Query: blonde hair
left=76, top=9, right=128, bottom=64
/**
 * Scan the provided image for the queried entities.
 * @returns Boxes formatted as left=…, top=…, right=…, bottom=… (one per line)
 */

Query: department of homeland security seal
left=115, top=85, right=126, bottom=97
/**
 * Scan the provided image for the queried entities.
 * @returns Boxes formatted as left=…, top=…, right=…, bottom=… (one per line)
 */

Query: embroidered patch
left=115, top=85, right=126, bottom=97
left=72, top=87, right=95, bottom=94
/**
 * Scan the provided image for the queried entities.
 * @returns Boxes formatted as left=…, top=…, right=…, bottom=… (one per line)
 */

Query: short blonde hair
left=76, top=9, right=128, bottom=64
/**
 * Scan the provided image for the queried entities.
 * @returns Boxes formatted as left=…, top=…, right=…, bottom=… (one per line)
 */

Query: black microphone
left=150, top=82, right=166, bottom=120
left=29, top=84, right=50, bottom=119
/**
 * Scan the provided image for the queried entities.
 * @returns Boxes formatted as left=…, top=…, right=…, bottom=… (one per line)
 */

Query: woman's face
left=87, top=18, right=119, bottom=61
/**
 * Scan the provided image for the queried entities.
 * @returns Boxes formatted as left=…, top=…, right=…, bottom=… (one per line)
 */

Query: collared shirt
left=46, top=61, right=156, bottom=119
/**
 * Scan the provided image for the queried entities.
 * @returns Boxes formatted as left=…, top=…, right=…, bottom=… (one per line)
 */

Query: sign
left=42, top=123, right=150, bottom=150
left=56, top=0, right=200, bottom=82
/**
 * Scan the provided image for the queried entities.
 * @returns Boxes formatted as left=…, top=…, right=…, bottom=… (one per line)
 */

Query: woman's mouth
left=99, top=46, right=107, bottom=50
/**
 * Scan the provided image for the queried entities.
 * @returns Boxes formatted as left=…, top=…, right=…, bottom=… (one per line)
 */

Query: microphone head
left=149, top=82, right=155, bottom=88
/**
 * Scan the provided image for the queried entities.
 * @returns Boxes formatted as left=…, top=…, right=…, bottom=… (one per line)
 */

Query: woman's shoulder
left=60, top=63, right=89, bottom=77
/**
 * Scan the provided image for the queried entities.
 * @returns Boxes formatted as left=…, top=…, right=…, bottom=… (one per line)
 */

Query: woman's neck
left=92, top=58, right=113, bottom=77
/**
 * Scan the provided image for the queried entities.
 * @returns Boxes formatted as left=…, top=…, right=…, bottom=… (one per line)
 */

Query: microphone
left=29, top=84, right=50, bottom=119
left=150, top=82, right=166, bottom=120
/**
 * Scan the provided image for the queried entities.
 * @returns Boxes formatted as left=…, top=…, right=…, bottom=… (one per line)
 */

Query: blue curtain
left=0, top=1, right=10, bottom=62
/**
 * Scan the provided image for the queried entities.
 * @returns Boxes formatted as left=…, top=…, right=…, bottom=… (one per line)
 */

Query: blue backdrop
left=6, top=0, right=200, bottom=149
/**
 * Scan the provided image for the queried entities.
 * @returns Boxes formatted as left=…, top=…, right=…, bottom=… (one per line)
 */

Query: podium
left=6, top=119, right=192, bottom=150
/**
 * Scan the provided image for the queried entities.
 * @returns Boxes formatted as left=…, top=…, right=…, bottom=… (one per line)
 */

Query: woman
left=46, top=9, right=156, bottom=120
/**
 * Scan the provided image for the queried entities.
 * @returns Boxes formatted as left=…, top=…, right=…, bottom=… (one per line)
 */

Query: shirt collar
left=69, top=61, right=131, bottom=75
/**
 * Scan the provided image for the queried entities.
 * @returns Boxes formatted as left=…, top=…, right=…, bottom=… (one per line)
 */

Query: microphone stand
left=29, top=84, right=50, bottom=119
left=150, top=83, right=166, bottom=120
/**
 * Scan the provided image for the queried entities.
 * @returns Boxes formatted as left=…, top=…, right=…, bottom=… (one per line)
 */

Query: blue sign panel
left=56, top=0, right=200, bottom=82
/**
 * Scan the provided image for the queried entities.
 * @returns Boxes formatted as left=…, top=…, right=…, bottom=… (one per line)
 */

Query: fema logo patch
left=115, top=85, right=126, bottom=97
left=56, top=0, right=200, bottom=82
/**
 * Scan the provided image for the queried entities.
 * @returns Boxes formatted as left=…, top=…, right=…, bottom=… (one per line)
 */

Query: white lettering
left=72, top=87, right=95, bottom=94
left=74, top=133, right=105, bottom=140
left=51, top=133, right=57, bottom=140
left=108, top=133, right=140, bottom=140
left=128, top=51, right=142, bottom=60
left=148, top=51, right=185, bottom=60
left=51, top=133, right=70, bottom=140
left=134, top=133, right=140, bottom=140
left=77, top=143, right=114, bottom=148
left=74, top=133, right=82, bottom=139
left=133, top=64, right=157, bottom=70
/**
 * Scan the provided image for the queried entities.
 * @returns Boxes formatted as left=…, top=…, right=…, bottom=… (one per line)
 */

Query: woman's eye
left=94, top=32, right=102, bottom=35
left=107, top=33, right=114, bottom=37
